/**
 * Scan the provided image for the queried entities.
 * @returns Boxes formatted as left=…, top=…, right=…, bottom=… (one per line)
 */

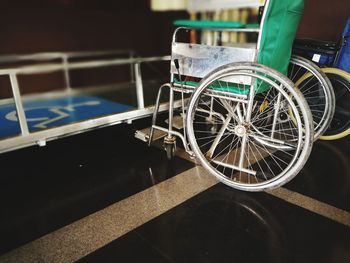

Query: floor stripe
left=0, top=166, right=217, bottom=263
left=1, top=153, right=350, bottom=262
left=266, top=187, right=350, bottom=227
left=176, top=147, right=350, bottom=227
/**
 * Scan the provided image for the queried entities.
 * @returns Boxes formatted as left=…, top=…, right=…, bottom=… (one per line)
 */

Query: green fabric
left=246, top=23, right=260, bottom=28
left=173, top=19, right=260, bottom=29
left=257, top=0, right=304, bottom=75
left=255, top=0, right=304, bottom=93
left=174, top=79, right=250, bottom=95
left=173, top=20, right=245, bottom=29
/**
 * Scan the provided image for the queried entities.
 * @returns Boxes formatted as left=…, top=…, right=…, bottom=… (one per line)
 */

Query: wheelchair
left=147, top=0, right=335, bottom=191
left=293, top=17, right=350, bottom=140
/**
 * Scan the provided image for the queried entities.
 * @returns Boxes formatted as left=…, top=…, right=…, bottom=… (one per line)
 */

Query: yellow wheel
left=288, top=56, right=335, bottom=140
left=319, top=68, right=350, bottom=140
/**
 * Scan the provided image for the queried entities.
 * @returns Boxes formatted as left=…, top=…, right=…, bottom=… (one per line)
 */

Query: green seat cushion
left=246, top=23, right=260, bottom=29
left=174, top=20, right=249, bottom=29
left=174, top=79, right=250, bottom=95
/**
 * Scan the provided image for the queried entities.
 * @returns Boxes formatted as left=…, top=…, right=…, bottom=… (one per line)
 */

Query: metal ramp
left=0, top=50, right=172, bottom=153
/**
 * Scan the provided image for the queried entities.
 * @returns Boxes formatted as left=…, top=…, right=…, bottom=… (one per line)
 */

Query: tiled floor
left=285, top=139, right=350, bottom=211
left=79, top=185, right=350, bottom=263
left=0, top=120, right=349, bottom=263
left=0, top=121, right=194, bottom=255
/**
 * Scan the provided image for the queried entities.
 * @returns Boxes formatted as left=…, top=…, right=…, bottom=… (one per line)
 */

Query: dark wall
left=0, top=0, right=348, bottom=98
left=0, top=0, right=187, bottom=98
left=0, top=0, right=186, bottom=56
left=298, top=0, right=350, bottom=41
left=0, top=0, right=349, bottom=54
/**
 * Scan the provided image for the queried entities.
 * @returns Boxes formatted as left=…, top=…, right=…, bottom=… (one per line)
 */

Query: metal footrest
left=164, top=114, right=185, bottom=130
left=135, top=127, right=167, bottom=143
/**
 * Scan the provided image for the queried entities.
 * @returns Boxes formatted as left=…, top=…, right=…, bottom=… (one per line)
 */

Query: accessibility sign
left=0, top=95, right=133, bottom=138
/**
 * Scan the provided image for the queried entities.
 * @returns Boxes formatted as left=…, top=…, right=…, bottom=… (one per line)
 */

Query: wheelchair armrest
left=173, top=20, right=259, bottom=32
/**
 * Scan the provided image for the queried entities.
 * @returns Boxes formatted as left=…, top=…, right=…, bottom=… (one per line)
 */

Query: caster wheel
left=165, top=143, right=176, bottom=160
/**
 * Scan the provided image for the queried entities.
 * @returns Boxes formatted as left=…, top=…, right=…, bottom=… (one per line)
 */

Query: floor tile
left=285, top=138, right=350, bottom=212
left=134, top=184, right=350, bottom=263
left=0, top=121, right=194, bottom=254
left=77, top=231, right=175, bottom=263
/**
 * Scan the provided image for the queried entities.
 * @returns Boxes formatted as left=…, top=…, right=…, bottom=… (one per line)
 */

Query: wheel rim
left=321, top=72, right=350, bottom=137
left=288, top=56, right=335, bottom=140
left=186, top=63, right=313, bottom=191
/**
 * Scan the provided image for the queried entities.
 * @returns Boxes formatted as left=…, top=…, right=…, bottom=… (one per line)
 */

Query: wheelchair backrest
left=257, top=0, right=304, bottom=74
left=171, top=0, right=305, bottom=79
left=188, top=0, right=264, bottom=12
left=171, top=42, right=256, bottom=80
left=335, top=17, right=350, bottom=72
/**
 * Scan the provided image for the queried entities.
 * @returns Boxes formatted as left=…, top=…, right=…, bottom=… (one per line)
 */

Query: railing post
left=134, top=62, right=145, bottom=109
left=9, top=73, right=29, bottom=136
left=63, top=55, right=71, bottom=91
left=129, top=50, right=135, bottom=83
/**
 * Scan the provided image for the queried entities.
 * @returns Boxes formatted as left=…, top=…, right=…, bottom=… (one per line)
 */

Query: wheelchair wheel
left=288, top=55, right=335, bottom=140
left=186, top=62, right=314, bottom=191
left=319, top=68, right=350, bottom=140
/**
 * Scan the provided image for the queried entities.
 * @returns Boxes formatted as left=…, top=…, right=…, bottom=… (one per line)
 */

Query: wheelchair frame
left=144, top=0, right=325, bottom=191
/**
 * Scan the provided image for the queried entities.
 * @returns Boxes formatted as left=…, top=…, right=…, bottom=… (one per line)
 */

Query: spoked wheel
left=288, top=55, right=335, bottom=140
left=320, top=68, right=350, bottom=140
left=186, top=62, right=314, bottom=191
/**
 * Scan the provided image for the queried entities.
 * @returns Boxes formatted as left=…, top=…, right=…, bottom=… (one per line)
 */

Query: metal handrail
left=0, top=49, right=134, bottom=64
left=0, top=52, right=171, bottom=149
left=0, top=55, right=170, bottom=76
left=0, top=50, right=137, bottom=91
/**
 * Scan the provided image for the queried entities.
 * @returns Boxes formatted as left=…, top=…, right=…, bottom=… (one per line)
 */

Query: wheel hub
left=234, top=125, right=247, bottom=137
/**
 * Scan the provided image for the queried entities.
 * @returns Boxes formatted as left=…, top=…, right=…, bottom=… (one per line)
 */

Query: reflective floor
left=79, top=185, right=350, bottom=263
left=0, top=118, right=349, bottom=263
